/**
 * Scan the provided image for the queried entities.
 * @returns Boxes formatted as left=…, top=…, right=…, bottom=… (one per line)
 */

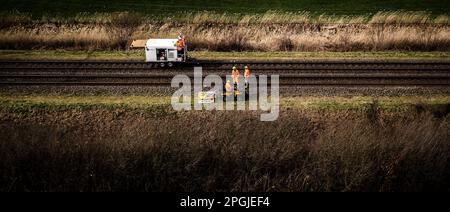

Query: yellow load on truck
left=129, top=39, right=147, bottom=49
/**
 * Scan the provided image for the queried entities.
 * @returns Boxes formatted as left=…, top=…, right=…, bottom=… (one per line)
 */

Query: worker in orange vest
left=232, top=66, right=239, bottom=86
left=225, top=80, right=232, bottom=93
left=176, top=35, right=186, bottom=51
left=244, top=65, right=251, bottom=86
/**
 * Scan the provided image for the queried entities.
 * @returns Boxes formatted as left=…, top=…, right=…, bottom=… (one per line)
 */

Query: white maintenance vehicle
left=145, top=37, right=187, bottom=68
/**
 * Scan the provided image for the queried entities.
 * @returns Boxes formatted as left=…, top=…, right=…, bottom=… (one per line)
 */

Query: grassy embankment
left=0, top=10, right=449, bottom=52
left=1, top=94, right=449, bottom=192
left=1, top=50, right=449, bottom=61
left=1, top=1, right=449, bottom=52
left=1, top=94, right=450, bottom=111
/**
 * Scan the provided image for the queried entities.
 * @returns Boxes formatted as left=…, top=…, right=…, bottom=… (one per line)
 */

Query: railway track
left=1, top=60, right=450, bottom=70
left=1, top=60, right=450, bottom=87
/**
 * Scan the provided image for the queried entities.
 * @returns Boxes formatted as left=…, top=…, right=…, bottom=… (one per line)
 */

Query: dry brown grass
left=0, top=25, right=123, bottom=50
left=0, top=11, right=449, bottom=51
left=145, top=23, right=450, bottom=51
left=0, top=107, right=449, bottom=192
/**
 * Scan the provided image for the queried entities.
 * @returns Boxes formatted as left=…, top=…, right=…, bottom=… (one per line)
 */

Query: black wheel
left=159, top=62, right=166, bottom=68
left=167, top=62, right=174, bottom=68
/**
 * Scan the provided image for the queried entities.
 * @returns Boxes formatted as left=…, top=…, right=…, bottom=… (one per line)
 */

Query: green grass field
left=1, top=0, right=450, bottom=17
left=1, top=94, right=449, bottom=112
left=0, top=50, right=449, bottom=61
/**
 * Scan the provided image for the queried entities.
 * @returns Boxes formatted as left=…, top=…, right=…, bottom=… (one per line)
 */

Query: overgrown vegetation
left=0, top=98, right=449, bottom=191
left=0, top=11, right=449, bottom=52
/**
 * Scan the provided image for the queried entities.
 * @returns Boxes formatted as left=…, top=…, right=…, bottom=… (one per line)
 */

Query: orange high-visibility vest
left=176, top=38, right=186, bottom=51
left=232, top=69, right=239, bottom=84
left=244, top=68, right=250, bottom=78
